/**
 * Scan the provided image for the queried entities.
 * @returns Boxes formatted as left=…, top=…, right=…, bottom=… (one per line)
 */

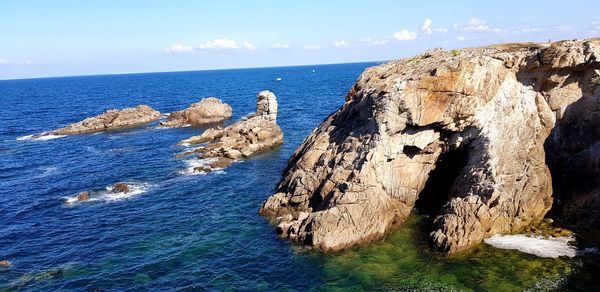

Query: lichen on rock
left=260, top=38, right=600, bottom=253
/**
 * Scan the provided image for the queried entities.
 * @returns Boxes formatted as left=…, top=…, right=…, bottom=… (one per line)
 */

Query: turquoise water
left=0, top=63, right=597, bottom=291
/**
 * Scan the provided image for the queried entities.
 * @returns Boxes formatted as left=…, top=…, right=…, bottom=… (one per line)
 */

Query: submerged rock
left=52, top=105, right=161, bottom=135
left=0, top=260, right=10, bottom=268
left=178, top=91, right=283, bottom=171
left=159, top=97, right=232, bottom=127
left=260, top=38, right=600, bottom=253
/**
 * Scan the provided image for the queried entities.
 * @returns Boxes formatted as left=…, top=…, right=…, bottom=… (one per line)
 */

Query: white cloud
left=512, top=27, right=543, bottom=34
left=432, top=27, right=448, bottom=33
left=455, top=18, right=490, bottom=32
left=197, top=38, right=240, bottom=50
left=271, top=43, right=291, bottom=49
left=332, top=40, right=348, bottom=48
left=167, top=38, right=257, bottom=53
left=421, top=18, right=432, bottom=34
left=303, top=44, right=322, bottom=50
left=457, top=35, right=465, bottom=41
left=392, top=29, right=417, bottom=41
left=167, top=44, right=194, bottom=53
left=243, top=41, right=257, bottom=50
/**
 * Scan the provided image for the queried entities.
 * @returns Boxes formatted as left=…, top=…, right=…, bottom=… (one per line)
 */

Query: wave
left=484, top=234, right=598, bottom=258
left=178, top=157, right=225, bottom=176
left=64, top=182, right=153, bottom=204
left=16, top=132, right=66, bottom=141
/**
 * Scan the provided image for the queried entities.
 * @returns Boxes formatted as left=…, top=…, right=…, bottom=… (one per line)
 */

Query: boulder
left=159, top=97, right=232, bottom=127
left=259, top=38, right=600, bottom=253
left=76, top=191, right=90, bottom=202
left=52, top=105, right=161, bottom=135
left=178, top=91, right=283, bottom=170
left=112, top=182, right=130, bottom=193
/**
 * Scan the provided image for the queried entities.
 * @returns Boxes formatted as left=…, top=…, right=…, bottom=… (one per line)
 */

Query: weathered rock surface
left=159, top=97, right=232, bottom=127
left=178, top=90, right=283, bottom=172
left=260, top=38, right=600, bottom=253
left=52, top=105, right=161, bottom=135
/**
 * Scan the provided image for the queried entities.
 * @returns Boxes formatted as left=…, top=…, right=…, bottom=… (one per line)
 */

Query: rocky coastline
left=260, top=38, right=600, bottom=253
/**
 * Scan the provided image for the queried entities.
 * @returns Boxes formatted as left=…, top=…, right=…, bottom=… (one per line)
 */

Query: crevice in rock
left=414, top=145, right=469, bottom=217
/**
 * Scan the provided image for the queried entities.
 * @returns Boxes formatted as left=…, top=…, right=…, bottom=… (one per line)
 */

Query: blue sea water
left=0, top=63, right=597, bottom=291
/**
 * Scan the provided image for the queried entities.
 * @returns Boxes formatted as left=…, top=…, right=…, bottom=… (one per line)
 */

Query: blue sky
left=0, top=0, right=599, bottom=79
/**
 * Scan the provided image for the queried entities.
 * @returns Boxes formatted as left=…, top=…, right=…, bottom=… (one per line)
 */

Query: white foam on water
left=16, top=132, right=67, bottom=141
left=276, top=77, right=282, bottom=81
left=178, top=158, right=218, bottom=176
left=64, top=182, right=153, bottom=205
left=484, top=234, right=582, bottom=258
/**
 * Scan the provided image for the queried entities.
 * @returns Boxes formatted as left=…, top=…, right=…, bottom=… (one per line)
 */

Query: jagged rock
left=76, top=191, right=90, bottom=202
left=159, top=97, right=232, bottom=127
left=178, top=91, right=283, bottom=170
left=111, top=182, right=130, bottom=193
left=52, top=105, right=161, bottom=135
left=0, top=260, right=10, bottom=268
left=260, top=38, right=600, bottom=253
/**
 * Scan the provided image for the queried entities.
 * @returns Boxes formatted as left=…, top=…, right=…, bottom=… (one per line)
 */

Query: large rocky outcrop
left=52, top=105, right=161, bottom=135
left=260, top=38, right=600, bottom=253
left=178, top=91, right=282, bottom=172
left=159, top=97, right=232, bottom=127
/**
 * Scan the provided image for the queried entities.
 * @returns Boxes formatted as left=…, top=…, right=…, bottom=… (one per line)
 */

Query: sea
left=0, top=63, right=598, bottom=291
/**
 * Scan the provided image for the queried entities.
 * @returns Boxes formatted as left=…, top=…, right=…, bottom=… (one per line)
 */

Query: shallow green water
left=315, top=214, right=581, bottom=291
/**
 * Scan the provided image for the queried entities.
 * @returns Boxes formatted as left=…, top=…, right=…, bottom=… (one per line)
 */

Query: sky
left=0, top=0, right=599, bottom=80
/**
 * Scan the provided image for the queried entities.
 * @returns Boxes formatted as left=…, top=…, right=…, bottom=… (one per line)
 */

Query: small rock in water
left=76, top=191, right=90, bottom=202
left=112, top=182, right=130, bottom=193
left=0, top=260, right=11, bottom=268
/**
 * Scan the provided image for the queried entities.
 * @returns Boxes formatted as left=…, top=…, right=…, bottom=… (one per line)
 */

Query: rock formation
left=159, top=97, right=232, bottom=127
left=52, top=105, right=161, bottom=135
left=111, top=182, right=130, bottom=193
left=76, top=191, right=90, bottom=202
left=0, top=260, right=10, bottom=268
left=178, top=90, right=282, bottom=172
left=260, top=38, right=600, bottom=253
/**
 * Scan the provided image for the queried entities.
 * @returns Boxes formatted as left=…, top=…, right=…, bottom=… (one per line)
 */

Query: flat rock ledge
left=259, top=38, right=600, bottom=253
left=52, top=105, right=161, bottom=135
left=159, top=97, right=232, bottom=128
left=178, top=90, right=283, bottom=171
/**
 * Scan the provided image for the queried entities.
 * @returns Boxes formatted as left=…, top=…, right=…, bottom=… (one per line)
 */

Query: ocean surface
left=0, top=63, right=598, bottom=291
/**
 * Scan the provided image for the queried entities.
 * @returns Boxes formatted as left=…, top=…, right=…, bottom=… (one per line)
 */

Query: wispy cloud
left=421, top=18, right=433, bottom=34
left=554, top=25, right=571, bottom=31
left=167, top=38, right=256, bottom=53
left=271, top=43, right=291, bottom=49
left=332, top=40, right=348, bottom=48
left=454, top=18, right=502, bottom=33
left=591, top=21, right=600, bottom=33
left=0, top=57, right=33, bottom=65
left=303, top=44, right=322, bottom=50
left=392, top=29, right=417, bottom=41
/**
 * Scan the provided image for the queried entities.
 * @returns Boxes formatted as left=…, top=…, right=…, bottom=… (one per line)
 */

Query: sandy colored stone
left=53, top=105, right=161, bottom=135
left=112, top=182, right=130, bottom=193
left=76, top=191, right=90, bottom=202
left=159, top=97, right=232, bottom=127
left=260, top=38, right=600, bottom=253
left=178, top=91, right=283, bottom=171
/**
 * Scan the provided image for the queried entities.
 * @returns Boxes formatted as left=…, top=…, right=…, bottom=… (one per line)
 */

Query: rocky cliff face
left=53, top=105, right=161, bottom=135
left=178, top=91, right=283, bottom=172
left=260, top=38, right=600, bottom=253
left=159, top=97, right=232, bottom=127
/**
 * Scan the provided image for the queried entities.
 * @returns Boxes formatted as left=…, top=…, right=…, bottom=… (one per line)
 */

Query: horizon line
left=0, top=60, right=387, bottom=82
